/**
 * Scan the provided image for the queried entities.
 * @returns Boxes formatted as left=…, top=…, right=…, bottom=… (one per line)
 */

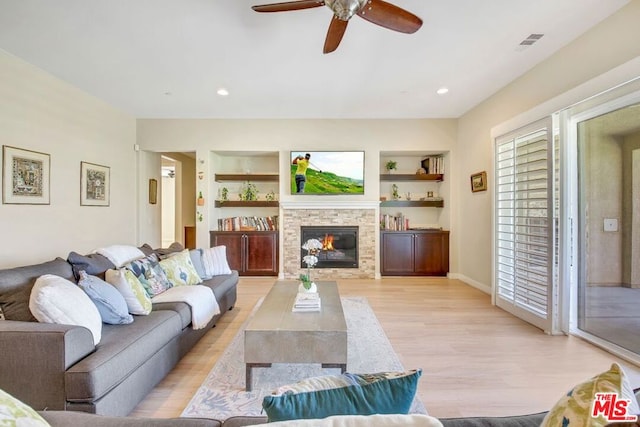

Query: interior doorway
left=161, top=156, right=177, bottom=248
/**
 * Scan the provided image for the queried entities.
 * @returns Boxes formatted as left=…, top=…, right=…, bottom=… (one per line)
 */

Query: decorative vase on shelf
left=197, top=191, right=205, bottom=206
left=298, top=282, right=317, bottom=293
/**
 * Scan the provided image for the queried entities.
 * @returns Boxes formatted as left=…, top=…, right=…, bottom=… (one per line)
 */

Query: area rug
left=181, top=296, right=427, bottom=420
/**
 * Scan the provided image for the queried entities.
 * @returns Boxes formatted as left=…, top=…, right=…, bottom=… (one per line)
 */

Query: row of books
left=380, top=213, right=409, bottom=231
left=217, top=215, right=278, bottom=231
left=292, top=292, right=321, bottom=312
left=421, top=156, right=444, bottom=174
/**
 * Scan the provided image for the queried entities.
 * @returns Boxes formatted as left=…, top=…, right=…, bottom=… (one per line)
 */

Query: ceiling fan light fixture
left=325, top=0, right=368, bottom=20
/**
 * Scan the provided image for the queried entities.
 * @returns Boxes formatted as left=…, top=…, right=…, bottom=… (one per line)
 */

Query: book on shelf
left=292, top=292, right=321, bottom=312
left=380, top=213, right=409, bottom=231
left=421, top=156, right=444, bottom=174
left=217, top=215, right=278, bottom=231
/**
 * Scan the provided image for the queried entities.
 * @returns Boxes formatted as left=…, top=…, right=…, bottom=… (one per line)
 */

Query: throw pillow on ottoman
left=262, top=369, right=422, bottom=422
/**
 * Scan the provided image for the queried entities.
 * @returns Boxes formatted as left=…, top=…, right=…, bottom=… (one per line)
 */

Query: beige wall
left=456, top=0, right=640, bottom=291
left=0, top=50, right=137, bottom=268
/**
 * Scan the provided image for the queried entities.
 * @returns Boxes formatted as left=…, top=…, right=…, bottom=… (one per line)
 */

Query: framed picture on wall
left=80, top=161, right=110, bottom=206
left=2, top=145, right=51, bottom=205
left=470, top=171, right=487, bottom=193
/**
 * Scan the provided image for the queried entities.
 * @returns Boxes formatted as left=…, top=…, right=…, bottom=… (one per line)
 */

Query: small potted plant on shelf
left=385, top=160, right=397, bottom=174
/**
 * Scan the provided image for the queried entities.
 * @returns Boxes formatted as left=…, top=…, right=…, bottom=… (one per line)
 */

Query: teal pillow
left=262, top=369, right=422, bottom=422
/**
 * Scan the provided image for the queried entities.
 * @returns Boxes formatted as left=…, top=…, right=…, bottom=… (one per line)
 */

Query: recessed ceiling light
left=217, top=88, right=229, bottom=96
left=436, top=87, right=449, bottom=95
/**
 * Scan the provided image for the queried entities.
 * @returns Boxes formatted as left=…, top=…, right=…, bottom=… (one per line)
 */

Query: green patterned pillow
left=541, top=363, right=640, bottom=427
left=159, top=250, right=202, bottom=287
left=0, top=388, right=51, bottom=426
left=105, top=268, right=152, bottom=315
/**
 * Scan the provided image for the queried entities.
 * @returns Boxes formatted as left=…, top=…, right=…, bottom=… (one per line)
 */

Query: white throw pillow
left=29, top=274, right=102, bottom=345
left=202, top=245, right=232, bottom=276
left=95, top=244, right=145, bottom=268
left=105, top=268, right=152, bottom=315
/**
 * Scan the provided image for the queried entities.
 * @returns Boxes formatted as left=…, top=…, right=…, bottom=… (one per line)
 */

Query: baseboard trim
left=451, top=273, right=491, bottom=295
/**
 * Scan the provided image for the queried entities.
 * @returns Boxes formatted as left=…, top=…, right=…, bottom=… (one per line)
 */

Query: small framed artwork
left=470, top=171, right=487, bottom=192
left=149, top=179, right=158, bottom=204
left=2, top=145, right=51, bottom=205
left=80, top=161, right=110, bottom=206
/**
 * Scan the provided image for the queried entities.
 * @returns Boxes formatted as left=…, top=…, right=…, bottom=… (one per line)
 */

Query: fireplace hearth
left=301, top=226, right=358, bottom=268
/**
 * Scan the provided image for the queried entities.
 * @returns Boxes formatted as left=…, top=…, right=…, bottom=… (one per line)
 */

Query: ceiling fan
left=251, top=0, right=422, bottom=54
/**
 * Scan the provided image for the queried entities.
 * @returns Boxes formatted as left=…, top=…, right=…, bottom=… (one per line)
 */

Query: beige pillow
left=541, top=363, right=640, bottom=427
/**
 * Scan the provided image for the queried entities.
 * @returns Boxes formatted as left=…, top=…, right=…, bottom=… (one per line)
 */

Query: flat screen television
left=290, top=151, right=364, bottom=195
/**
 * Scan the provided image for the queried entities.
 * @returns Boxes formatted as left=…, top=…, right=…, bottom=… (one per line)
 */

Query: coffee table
left=244, top=280, right=348, bottom=391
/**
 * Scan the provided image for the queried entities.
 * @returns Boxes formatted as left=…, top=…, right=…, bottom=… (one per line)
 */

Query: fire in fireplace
left=301, top=226, right=358, bottom=268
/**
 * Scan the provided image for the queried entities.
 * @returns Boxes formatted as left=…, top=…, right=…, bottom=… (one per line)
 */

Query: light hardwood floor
left=130, top=277, right=640, bottom=419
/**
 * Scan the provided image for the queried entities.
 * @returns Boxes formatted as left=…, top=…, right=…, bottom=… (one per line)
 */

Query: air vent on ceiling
left=517, top=33, right=544, bottom=49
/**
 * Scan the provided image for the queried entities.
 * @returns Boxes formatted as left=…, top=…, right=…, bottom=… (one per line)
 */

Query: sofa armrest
left=0, top=320, right=95, bottom=410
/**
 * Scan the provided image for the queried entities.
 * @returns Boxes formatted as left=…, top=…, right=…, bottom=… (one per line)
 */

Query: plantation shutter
left=494, top=119, right=555, bottom=332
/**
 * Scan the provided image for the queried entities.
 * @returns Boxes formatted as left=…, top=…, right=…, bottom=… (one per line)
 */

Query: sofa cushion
left=159, top=250, right=202, bottom=287
left=152, top=301, right=193, bottom=329
left=78, top=271, right=133, bottom=325
left=190, top=249, right=212, bottom=280
left=202, top=271, right=239, bottom=302
left=202, top=246, right=232, bottom=277
left=439, top=413, right=547, bottom=427
left=0, top=387, right=51, bottom=427
left=40, top=410, right=222, bottom=427
left=29, top=274, right=103, bottom=345
left=106, top=269, right=152, bottom=315
left=0, top=258, right=74, bottom=322
left=541, top=363, right=640, bottom=427
left=252, top=414, right=442, bottom=427
left=67, top=252, right=115, bottom=280
left=65, top=310, right=182, bottom=402
left=126, top=254, right=173, bottom=298
left=262, top=369, right=422, bottom=422
left=95, top=245, right=145, bottom=268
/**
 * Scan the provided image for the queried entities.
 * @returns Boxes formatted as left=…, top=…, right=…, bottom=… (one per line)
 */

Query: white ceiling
left=0, top=0, right=630, bottom=119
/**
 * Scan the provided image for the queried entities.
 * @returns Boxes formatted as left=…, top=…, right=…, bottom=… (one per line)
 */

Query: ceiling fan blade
left=356, top=0, right=422, bottom=34
left=252, top=0, right=324, bottom=13
left=323, top=16, right=349, bottom=54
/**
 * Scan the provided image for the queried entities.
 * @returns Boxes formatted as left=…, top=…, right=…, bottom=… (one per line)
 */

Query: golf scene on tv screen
left=290, top=151, right=364, bottom=195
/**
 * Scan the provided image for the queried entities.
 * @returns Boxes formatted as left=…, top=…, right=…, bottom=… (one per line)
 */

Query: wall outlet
left=603, top=218, right=618, bottom=232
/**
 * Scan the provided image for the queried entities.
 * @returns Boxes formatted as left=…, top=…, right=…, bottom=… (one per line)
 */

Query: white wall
left=456, top=0, right=640, bottom=291
left=0, top=50, right=137, bottom=268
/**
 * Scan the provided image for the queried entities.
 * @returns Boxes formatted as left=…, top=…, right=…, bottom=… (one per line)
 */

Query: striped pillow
left=202, top=246, right=232, bottom=276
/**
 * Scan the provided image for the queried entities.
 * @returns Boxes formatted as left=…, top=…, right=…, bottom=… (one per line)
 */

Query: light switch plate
left=604, top=218, right=618, bottom=232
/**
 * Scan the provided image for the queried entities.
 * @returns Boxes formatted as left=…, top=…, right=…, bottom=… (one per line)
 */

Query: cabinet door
left=210, top=233, right=243, bottom=272
left=414, top=232, right=449, bottom=276
left=381, top=232, right=414, bottom=275
left=244, top=232, right=278, bottom=275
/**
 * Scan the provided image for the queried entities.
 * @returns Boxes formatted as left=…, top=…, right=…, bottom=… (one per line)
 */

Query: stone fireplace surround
left=281, top=201, right=377, bottom=279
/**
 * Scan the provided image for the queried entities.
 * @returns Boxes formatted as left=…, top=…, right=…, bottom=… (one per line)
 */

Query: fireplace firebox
left=300, top=226, right=358, bottom=268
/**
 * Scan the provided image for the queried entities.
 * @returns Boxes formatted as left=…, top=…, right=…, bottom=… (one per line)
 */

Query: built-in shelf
left=379, top=200, right=444, bottom=208
left=215, top=200, right=279, bottom=208
left=215, top=174, right=279, bottom=182
left=379, top=174, right=443, bottom=182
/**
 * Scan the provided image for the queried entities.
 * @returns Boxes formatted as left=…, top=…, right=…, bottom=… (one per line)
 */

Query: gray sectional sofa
left=0, top=244, right=238, bottom=417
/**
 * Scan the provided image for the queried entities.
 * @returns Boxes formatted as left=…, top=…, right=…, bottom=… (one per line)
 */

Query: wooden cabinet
left=184, top=226, right=196, bottom=249
left=380, top=230, right=449, bottom=276
left=210, top=231, right=279, bottom=276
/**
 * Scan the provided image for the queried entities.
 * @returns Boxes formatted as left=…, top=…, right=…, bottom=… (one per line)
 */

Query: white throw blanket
left=151, top=285, right=220, bottom=330
left=253, top=414, right=443, bottom=427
